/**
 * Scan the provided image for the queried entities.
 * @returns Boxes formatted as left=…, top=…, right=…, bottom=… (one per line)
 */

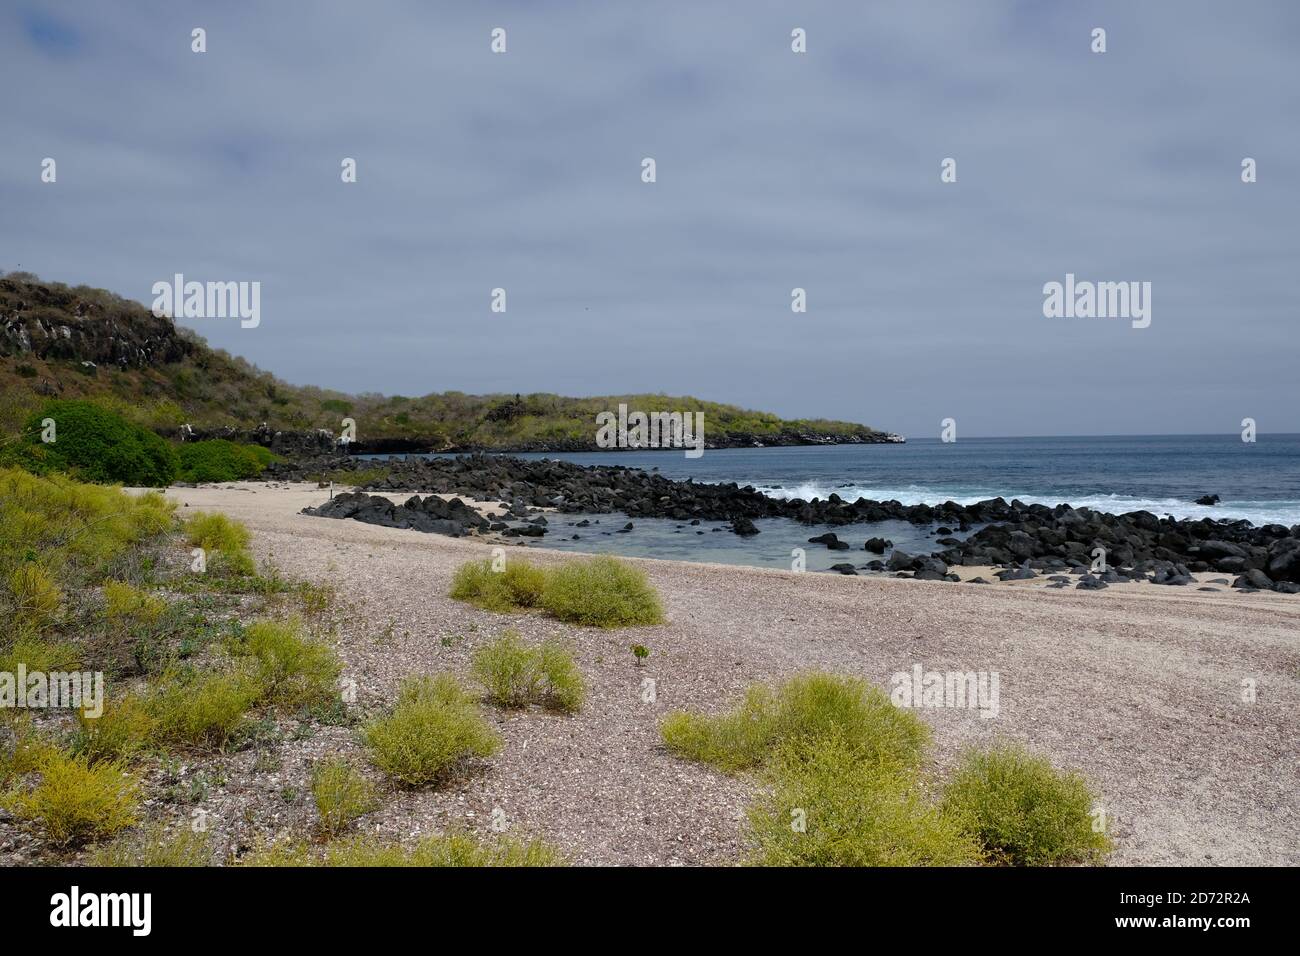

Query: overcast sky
left=3, top=1, right=1297, bottom=437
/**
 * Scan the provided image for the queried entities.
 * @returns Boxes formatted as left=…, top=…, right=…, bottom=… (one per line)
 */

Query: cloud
left=1, top=0, right=1297, bottom=436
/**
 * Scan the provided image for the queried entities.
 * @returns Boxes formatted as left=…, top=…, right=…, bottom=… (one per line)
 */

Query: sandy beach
left=158, top=482, right=1300, bottom=866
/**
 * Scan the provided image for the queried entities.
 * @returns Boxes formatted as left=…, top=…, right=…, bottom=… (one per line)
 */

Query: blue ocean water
left=507, top=435, right=1300, bottom=526
left=370, top=435, right=1300, bottom=570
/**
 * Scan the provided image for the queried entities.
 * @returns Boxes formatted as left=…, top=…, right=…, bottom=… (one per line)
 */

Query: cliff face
left=0, top=277, right=194, bottom=369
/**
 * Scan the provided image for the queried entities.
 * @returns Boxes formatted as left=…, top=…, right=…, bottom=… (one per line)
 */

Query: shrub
left=8, top=562, right=62, bottom=628
left=940, top=744, right=1111, bottom=865
left=0, top=715, right=59, bottom=786
left=103, top=580, right=166, bottom=625
left=184, top=511, right=251, bottom=553
left=184, top=511, right=256, bottom=576
left=470, top=630, right=585, bottom=713
left=230, top=618, right=340, bottom=710
left=746, top=732, right=982, bottom=867
left=449, top=558, right=548, bottom=613
left=311, top=758, right=378, bottom=835
left=86, top=822, right=211, bottom=866
left=243, top=832, right=564, bottom=867
left=147, top=665, right=263, bottom=750
left=176, top=440, right=275, bottom=483
left=12, top=399, right=177, bottom=486
left=661, top=672, right=929, bottom=774
left=0, top=468, right=173, bottom=590
left=0, top=636, right=79, bottom=674
left=364, top=674, right=500, bottom=787
left=73, top=693, right=156, bottom=764
left=5, top=750, right=140, bottom=846
left=539, top=556, right=664, bottom=627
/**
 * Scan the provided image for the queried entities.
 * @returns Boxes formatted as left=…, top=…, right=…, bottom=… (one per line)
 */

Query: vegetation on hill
left=1, top=273, right=885, bottom=449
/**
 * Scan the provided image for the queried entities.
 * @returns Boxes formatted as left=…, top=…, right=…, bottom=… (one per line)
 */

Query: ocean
left=373, top=434, right=1300, bottom=571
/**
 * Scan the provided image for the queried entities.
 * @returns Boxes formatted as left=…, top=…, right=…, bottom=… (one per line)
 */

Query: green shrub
left=746, top=732, right=982, bottom=867
left=0, top=715, right=59, bottom=786
left=470, top=630, right=585, bottom=713
left=86, top=822, right=212, bottom=866
left=449, top=558, right=548, bottom=613
left=229, top=617, right=340, bottom=710
left=940, top=744, right=1111, bottom=865
left=243, top=832, right=564, bottom=867
left=8, top=562, right=62, bottom=629
left=5, top=750, right=140, bottom=846
left=661, top=672, right=929, bottom=774
left=311, top=758, right=378, bottom=835
left=184, top=511, right=256, bottom=576
left=11, top=399, right=177, bottom=486
left=539, top=556, right=665, bottom=627
left=73, top=693, right=156, bottom=764
left=364, top=674, right=500, bottom=787
left=103, top=580, right=166, bottom=625
left=147, top=665, right=263, bottom=750
left=0, top=467, right=173, bottom=589
left=0, top=636, right=79, bottom=675
left=176, top=440, right=275, bottom=483
left=184, top=511, right=250, bottom=553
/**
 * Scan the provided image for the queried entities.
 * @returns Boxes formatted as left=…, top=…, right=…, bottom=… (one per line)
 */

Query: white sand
left=156, top=482, right=1300, bottom=866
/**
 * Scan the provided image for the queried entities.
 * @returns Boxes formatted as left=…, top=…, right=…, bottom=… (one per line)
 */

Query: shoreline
left=147, top=481, right=1300, bottom=865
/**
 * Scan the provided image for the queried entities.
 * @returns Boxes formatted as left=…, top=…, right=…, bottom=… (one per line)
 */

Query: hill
left=0, top=273, right=894, bottom=453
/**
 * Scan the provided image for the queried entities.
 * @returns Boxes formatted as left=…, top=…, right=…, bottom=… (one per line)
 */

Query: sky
left=2, top=0, right=1297, bottom=438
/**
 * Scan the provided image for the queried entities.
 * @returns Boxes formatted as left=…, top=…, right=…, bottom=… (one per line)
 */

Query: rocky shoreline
left=281, top=452, right=1300, bottom=596
left=188, top=426, right=902, bottom=456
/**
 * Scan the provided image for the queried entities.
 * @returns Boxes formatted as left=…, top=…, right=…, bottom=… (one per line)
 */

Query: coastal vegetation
left=310, top=758, right=378, bottom=836
left=661, top=673, right=1109, bottom=867
left=1, top=273, right=883, bottom=450
left=471, top=630, right=585, bottom=713
left=362, top=674, right=501, bottom=787
left=240, top=833, right=565, bottom=867
left=450, top=555, right=665, bottom=628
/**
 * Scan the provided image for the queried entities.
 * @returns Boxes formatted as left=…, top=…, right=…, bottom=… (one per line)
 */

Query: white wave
left=752, top=483, right=1300, bottom=527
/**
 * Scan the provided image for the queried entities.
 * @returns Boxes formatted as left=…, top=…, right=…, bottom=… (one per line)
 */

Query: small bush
left=364, top=674, right=500, bottom=787
left=184, top=511, right=251, bottom=553
left=103, top=580, right=166, bottom=625
left=0, top=716, right=59, bottom=786
left=8, top=562, right=62, bottom=628
left=471, top=630, right=585, bottom=713
left=86, top=822, right=212, bottom=866
left=0, top=636, right=79, bottom=675
left=0, top=468, right=173, bottom=592
left=449, top=558, right=548, bottom=613
left=661, top=672, right=929, bottom=774
left=940, top=744, right=1111, bottom=865
left=243, top=832, right=564, bottom=867
left=746, top=732, right=982, bottom=867
left=176, top=440, right=275, bottom=483
left=5, top=750, right=140, bottom=846
left=539, top=556, right=664, bottom=627
left=12, top=399, right=177, bottom=486
left=73, top=693, right=156, bottom=764
left=311, top=758, right=378, bottom=835
left=147, top=666, right=263, bottom=750
left=230, top=617, right=340, bottom=710
left=184, top=511, right=256, bottom=576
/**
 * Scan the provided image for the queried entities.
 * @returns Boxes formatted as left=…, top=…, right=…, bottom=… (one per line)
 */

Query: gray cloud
left=2, top=0, right=1297, bottom=436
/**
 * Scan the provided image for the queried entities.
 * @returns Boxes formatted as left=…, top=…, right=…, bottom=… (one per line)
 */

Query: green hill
left=0, top=273, right=889, bottom=451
